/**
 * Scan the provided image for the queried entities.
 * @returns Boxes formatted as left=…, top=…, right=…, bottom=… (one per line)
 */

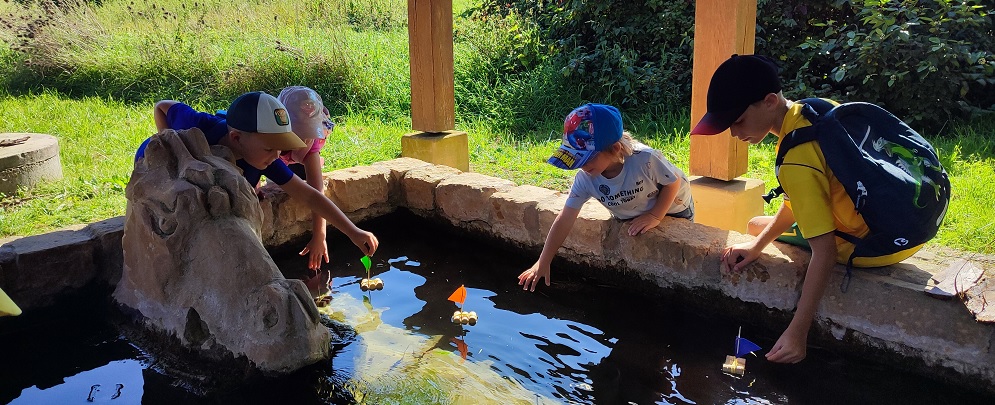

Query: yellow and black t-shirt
left=776, top=100, right=922, bottom=267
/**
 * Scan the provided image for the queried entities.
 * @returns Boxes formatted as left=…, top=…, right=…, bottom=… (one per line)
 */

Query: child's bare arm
left=519, top=205, right=581, bottom=291
left=153, top=100, right=178, bottom=131
left=766, top=231, right=836, bottom=363
left=299, top=152, right=329, bottom=269
left=723, top=201, right=795, bottom=271
left=628, top=180, right=680, bottom=236
left=280, top=176, right=378, bottom=256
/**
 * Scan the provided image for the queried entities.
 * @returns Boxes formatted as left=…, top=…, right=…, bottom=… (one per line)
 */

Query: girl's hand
left=299, top=236, right=329, bottom=270
left=348, top=229, right=379, bottom=257
left=627, top=213, right=662, bottom=236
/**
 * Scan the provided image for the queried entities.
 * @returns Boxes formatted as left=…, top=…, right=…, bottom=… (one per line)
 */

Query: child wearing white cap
left=518, top=103, right=694, bottom=292
left=140, top=91, right=378, bottom=263
left=277, top=86, right=336, bottom=270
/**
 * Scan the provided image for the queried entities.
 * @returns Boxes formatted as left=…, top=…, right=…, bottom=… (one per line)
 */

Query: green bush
left=758, top=0, right=994, bottom=132
left=475, top=0, right=695, bottom=116
left=482, top=0, right=994, bottom=132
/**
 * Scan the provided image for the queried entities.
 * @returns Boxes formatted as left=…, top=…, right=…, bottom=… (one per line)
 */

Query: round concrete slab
left=0, top=133, right=63, bottom=195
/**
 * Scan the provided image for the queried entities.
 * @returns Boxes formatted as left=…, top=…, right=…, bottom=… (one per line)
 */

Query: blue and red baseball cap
left=226, top=91, right=307, bottom=150
left=547, top=103, right=623, bottom=170
left=691, top=54, right=782, bottom=135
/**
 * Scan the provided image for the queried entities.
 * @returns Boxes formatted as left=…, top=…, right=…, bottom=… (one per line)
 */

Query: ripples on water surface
left=1, top=213, right=992, bottom=404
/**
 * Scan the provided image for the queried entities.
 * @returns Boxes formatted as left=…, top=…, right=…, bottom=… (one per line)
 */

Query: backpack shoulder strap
left=764, top=98, right=837, bottom=203
left=778, top=98, right=835, bottom=157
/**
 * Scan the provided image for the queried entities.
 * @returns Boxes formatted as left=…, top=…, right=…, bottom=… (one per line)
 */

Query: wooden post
left=688, top=0, right=765, bottom=232
left=689, top=0, right=757, bottom=181
left=403, top=0, right=468, bottom=171
left=407, top=0, right=455, bottom=133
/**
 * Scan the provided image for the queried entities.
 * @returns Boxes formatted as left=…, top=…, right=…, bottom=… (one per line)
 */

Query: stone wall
left=1, top=157, right=993, bottom=391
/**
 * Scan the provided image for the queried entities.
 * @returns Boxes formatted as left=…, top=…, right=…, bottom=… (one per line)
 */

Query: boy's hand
left=348, top=229, right=379, bottom=257
left=518, top=262, right=551, bottom=292
left=628, top=214, right=662, bottom=236
left=721, top=241, right=762, bottom=272
left=766, top=328, right=808, bottom=363
left=299, top=236, right=329, bottom=270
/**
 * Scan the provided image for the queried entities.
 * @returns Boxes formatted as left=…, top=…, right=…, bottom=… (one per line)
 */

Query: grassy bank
left=0, top=0, right=992, bottom=254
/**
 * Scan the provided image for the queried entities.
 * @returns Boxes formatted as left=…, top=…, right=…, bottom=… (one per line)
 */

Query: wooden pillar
left=689, top=0, right=757, bottom=181
left=403, top=0, right=468, bottom=171
left=407, top=0, right=455, bottom=132
left=688, top=0, right=765, bottom=232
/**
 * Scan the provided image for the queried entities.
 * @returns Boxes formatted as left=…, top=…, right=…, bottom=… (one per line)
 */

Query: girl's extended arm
left=299, top=152, right=329, bottom=269
left=280, top=176, right=378, bottom=256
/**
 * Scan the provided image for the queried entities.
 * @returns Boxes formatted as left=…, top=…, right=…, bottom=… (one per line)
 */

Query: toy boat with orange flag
left=448, top=285, right=478, bottom=325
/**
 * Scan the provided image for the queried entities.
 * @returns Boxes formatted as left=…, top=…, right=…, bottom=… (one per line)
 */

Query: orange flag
left=447, top=285, right=467, bottom=305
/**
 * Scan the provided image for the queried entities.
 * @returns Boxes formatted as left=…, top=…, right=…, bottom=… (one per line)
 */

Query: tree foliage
left=477, top=0, right=994, bottom=132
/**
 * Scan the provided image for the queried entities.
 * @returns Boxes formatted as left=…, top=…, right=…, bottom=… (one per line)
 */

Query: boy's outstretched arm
left=723, top=202, right=795, bottom=271
left=280, top=176, right=378, bottom=257
left=766, top=231, right=837, bottom=363
left=518, top=206, right=581, bottom=291
left=153, top=100, right=178, bottom=131
left=299, top=152, right=329, bottom=270
left=628, top=180, right=680, bottom=236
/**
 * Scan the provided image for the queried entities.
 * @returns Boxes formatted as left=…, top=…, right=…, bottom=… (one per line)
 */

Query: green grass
left=1, top=0, right=993, bottom=255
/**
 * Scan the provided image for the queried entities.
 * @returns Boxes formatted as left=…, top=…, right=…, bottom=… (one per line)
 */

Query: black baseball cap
left=691, top=54, right=782, bottom=135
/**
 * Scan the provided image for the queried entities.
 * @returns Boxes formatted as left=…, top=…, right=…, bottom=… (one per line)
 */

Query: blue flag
left=736, top=337, right=762, bottom=358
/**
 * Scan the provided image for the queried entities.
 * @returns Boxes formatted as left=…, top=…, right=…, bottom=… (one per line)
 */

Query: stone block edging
left=1, top=158, right=993, bottom=392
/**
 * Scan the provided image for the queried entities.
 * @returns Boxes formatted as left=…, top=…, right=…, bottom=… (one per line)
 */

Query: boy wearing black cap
left=518, top=104, right=694, bottom=291
left=138, top=91, right=378, bottom=261
left=691, top=55, right=923, bottom=364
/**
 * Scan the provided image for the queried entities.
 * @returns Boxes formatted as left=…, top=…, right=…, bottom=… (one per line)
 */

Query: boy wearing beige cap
left=140, top=91, right=378, bottom=261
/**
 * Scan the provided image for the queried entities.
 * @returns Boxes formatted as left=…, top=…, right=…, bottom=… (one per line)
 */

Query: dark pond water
left=1, top=211, right=992, bottom=404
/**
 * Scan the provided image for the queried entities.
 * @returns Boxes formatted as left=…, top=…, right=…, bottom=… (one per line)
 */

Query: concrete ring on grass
left=0, top=133, right=63, bottom=195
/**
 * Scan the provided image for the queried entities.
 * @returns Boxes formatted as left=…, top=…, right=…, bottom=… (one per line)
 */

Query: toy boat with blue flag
left=722, top=327, right=762, bottom=375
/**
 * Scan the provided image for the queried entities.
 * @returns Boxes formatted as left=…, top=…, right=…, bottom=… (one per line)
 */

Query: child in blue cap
left=138, top=91, right=378, bottom=263
left=518, top=103, right=694, bottom=291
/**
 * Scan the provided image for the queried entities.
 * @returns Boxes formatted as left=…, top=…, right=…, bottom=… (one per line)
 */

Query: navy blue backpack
left=767, top=98, right=951, bottom=289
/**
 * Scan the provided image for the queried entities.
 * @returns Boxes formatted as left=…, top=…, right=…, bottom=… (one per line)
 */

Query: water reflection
left=3, top=213, right=993, bottom=404
left=10, top=360, right=145, bottom=405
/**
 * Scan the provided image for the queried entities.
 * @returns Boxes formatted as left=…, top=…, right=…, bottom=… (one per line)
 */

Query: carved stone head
left=116, top=129, right=328, bottom=374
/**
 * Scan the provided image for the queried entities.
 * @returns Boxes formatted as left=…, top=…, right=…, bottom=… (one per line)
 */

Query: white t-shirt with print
left=564, top=142, right=692, bottom=220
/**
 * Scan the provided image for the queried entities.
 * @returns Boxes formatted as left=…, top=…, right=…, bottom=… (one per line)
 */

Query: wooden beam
left=689, top=0, right=757, bottom=181
left=408, top=0, right=455, bottom=133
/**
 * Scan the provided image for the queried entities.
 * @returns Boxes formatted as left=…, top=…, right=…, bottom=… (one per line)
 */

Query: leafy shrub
left=476, top=0, right=695, bottom=116
left=484, top=0, right=993, bottom=132
left=758, top=0, right=994, bottom=132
